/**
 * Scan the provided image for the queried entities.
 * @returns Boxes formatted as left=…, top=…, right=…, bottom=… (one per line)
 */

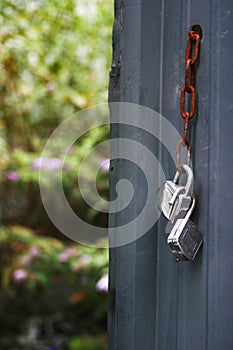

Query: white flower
left=96, top=274, right=108, bottom=293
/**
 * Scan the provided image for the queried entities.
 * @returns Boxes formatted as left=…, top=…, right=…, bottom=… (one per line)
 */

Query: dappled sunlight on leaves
left=0, top=0, right=112, bottom=348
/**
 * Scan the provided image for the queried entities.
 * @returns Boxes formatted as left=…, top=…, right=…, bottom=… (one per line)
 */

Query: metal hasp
left=108, top=1, right=233, bottom=349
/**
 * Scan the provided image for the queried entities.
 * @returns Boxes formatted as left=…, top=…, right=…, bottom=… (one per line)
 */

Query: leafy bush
left=0, top=0, right=113, bottom=150
left=69, top=335, right=107, bottom=350
left=0, top=0, right=112, bottom=230
left=0, top=0, right=113, bottom=348
left=0, top=225, right=108, bottom=349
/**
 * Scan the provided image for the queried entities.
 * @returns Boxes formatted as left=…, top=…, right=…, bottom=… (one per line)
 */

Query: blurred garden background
left=0, top=0, right=113, bottom=349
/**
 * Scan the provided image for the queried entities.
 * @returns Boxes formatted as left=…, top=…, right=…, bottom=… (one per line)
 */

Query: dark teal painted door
left=108, top=1, right=233, bottom=349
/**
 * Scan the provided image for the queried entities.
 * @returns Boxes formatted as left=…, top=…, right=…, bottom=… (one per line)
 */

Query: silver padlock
left=159, top=181, right=185, bottom=221
left=167, top=195, right=203, bottom=261
left=170, top=164, right=193, bottom=223
left=160, top=164, right=193, bottom=223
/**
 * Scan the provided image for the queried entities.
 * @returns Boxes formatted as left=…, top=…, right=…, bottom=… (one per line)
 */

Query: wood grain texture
left=108, top=1, right=233, bottom=349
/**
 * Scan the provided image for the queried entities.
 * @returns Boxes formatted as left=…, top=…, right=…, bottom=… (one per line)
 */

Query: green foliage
left=0, top=225, right=108, bottom=348
left=0, top=0, right=113, bottom=348
left=69, top=335, right=107, bottom=350
left=0, top=0, right=111, bottom=229
left=0, top=224, right=108, bottom=291
left=0, top=0, right=113, bottom=151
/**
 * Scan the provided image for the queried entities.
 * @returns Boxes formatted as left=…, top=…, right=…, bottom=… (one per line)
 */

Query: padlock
left=160, top=164, right=193, bottom=223
left=169, top=164, right=193, bottom=223
left=167, top=195, right=203, bottom=261
left=159, top=181, right=185, bottom=221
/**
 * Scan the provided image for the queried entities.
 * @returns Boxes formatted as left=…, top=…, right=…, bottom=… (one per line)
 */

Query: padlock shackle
left=169, top=186, right=185, bottom=206
left=176, top=139, right=191, bottom=173
left=174, top=164, right=193, bottom=197
left=186, top=193, right=195, bottom=221
left=182, top=164, right=194, bottom=196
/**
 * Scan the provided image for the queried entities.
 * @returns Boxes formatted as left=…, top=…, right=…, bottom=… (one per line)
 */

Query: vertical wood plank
left=108, top=1, right=233, bottom=349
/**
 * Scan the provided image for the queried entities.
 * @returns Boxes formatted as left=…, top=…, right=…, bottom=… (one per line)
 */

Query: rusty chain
left=177, top=27, right=202, bottom=172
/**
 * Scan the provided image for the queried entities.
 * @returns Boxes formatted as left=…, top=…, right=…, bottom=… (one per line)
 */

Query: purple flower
left=47, top=82, right=56, bottom=91
left=96, top=274, right=108, bottom=293
left=29, top=246, right=41, bottom=258
left=59, top=247, right=76, bottom=263
left=19, top=255, right=32, bottom=266
left=32, top=157, right=63, bottom=170
left=12, top=269, right=28, bottom=282
left=81, top=254, right=92, bottom=264
left=99, top=157, right=110, bottom=172
left=5, top=171, right=20, bottom=182
left=71, top=254, right=92, bottom=272
left=19, top=247, right=40, bottom=266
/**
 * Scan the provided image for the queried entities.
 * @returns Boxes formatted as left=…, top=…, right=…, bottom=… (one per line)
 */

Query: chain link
left=177, top=28, right=202, bottom=171
left=180, top=30, right=201, bottom=132
left=176, top=30, right=201, bottom=172
left=180, top=30, right=201, bottom=123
